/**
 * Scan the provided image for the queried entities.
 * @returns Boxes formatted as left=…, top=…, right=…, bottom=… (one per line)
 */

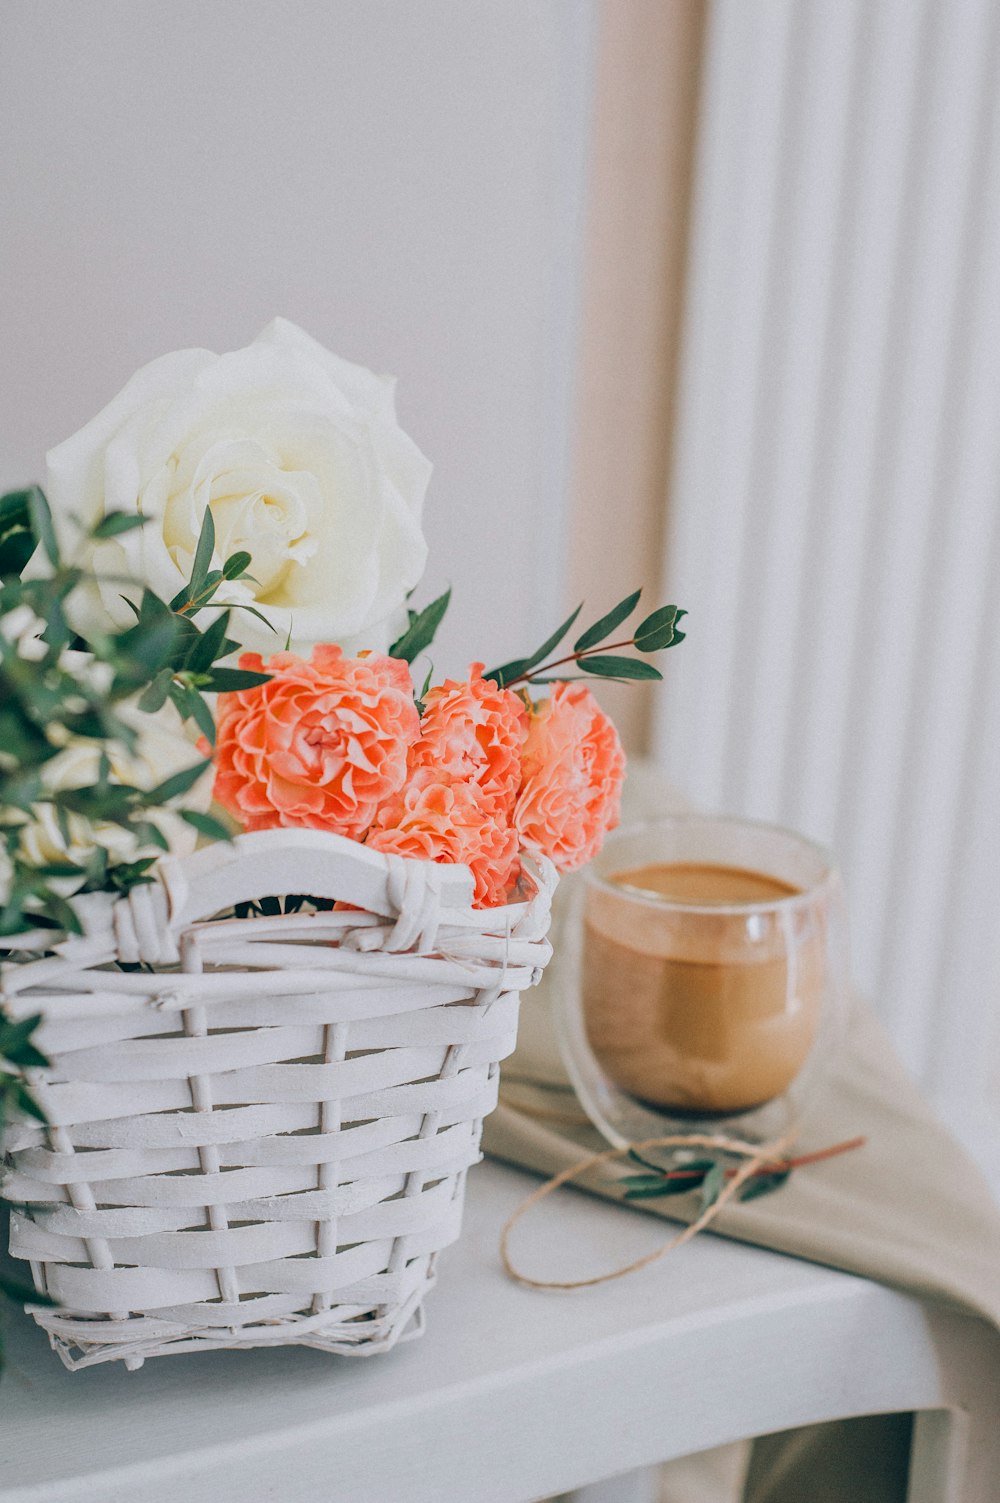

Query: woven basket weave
left=0, top=829, right=556, bottom=1371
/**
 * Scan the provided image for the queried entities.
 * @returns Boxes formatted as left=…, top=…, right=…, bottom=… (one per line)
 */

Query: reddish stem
left=652, top=1135, right=866, bottom=1184
left=503, top=635, right=638, bottom=690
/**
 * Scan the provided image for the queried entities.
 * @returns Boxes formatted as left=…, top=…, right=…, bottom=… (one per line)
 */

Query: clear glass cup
left=558, top=814, right=850, bottom=1149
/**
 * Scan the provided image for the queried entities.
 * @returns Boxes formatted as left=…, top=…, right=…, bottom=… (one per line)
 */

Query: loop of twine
left=499, top=1128, right=798, bottom=1291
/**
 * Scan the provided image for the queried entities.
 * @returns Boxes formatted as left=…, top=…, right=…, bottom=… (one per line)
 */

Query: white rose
left=45, top=318, right=431, bottom=655
left=19, top=701, right=210, bottom=883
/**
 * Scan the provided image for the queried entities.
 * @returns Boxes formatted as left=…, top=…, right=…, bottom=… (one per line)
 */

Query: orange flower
left=408, top=663, right=527, bottom=811
left=212, top=644, right=419, bottom=839
left=513, top=683, right=625, bottom=872
left=369, top=774, right=520, bottom=908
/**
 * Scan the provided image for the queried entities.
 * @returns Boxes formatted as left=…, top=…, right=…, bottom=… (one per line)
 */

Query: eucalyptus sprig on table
left=483, top=591, right=687, bottom=692
left=620, top=1137, right=867, bottom=1210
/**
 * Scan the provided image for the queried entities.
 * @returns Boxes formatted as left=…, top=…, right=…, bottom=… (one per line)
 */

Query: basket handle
left=156, top=828, right=475, bottom=930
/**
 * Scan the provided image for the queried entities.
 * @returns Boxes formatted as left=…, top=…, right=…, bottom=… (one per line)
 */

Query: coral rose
left=408, top=663, right=527, bottom=812
left=213, top=644, right=419, bottom=839
left=513, top=682, right=625, bottom=872
left=369, top=774, right=520, bottom=908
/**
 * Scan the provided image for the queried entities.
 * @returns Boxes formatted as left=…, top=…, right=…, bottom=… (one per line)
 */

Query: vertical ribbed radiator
left=653, top=0, right=1000, bottom=1141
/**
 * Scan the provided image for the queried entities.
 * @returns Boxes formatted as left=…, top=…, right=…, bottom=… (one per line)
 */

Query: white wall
left=0, top=0, right=597, bottom=674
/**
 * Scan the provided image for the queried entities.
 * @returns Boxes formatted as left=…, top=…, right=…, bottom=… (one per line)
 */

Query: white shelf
left=2, top=1160, right=997, bottom=1503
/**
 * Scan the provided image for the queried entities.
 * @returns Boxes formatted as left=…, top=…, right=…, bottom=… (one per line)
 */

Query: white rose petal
left=45, top=319, right=431, bottom=655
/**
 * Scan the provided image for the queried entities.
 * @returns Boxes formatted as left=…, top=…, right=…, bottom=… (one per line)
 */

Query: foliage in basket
left=0, top=320, right=686, bottom=1370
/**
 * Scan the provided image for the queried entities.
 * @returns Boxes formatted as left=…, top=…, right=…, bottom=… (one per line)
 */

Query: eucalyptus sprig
left=389, top=586, right=451, bottom=665
left=0, top=489, right=269, bottom=940
left=126, top=506, right=274, bottom=746
left=619, top=1136, right=866, bottom=1209
left=483, top=591, right=687, bottom=691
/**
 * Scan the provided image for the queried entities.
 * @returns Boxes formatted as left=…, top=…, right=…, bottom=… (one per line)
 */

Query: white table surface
left=2, top=1159, right=997, bottom=1503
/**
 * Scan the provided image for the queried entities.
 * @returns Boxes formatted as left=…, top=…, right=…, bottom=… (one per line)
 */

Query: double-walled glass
left=559, top=815, right=849, bottom=1147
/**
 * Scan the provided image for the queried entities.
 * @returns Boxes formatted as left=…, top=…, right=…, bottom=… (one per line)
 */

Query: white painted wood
left=654, top=0, right=1000, bottom=1129
left=1, top=1161, right=996, bottom=1503
left=162, top=828, right=476, bottom=926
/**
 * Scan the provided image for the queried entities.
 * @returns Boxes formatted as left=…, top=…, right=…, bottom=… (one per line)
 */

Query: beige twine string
left=500, top=1128, right=799, bottom=1291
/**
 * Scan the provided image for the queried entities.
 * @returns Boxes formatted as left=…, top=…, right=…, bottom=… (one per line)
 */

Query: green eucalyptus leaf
left=39, top=596, right=72, bottom=653
left=137, top=669, right=174, bottom=714
left=619, top=1173, right=670, bottom=1191
left=0, top=490, right=38, bottom=578
left=201, top=667, right=270, bottom=694
left=170, top=681, right=217, bottom=744
left=184, top=610, right=232, bottom=673
left=678, top=1159, right=726, bottom=1175
left=147, top=759, right=210, bottom=804
left=739, top=1168, right=791, bottom=1201
left=222, top=550, right=252, bottom=581
left=116, top=598, right=183, bottom=676
left=389, top=588, right=451, bottom=664
left=623, top=1180, right=693, bottom=1200
left=0, top=1013, right=45, bottom=1059
left=481, top=657, right=530, bottom=689
left=90, top=512, right=148, bottom=540
left=635, top=604, right=686, bottom=653
left=131, top=819, right=169, bottom=852
left=528, top=603, right=583, bottom=667
left=106, top=857, right=157, bottom=894
left=485, top=606, right=586, bottom=686
left=578, top=655, right=662, bottom=681
left=699, top=1161, right=726, bottom=1212
left=179, top=810, right=234, bottom=843
left=11, top=1080, right=48, bottom=1124
left=195, top=601, right=278, bottom=634
left=574, top=589, right=642, bottom=652
left=628, top=1148, right=672, bottom=1171
left=138, top=589, right=174, bottom=624
left=26, top=487, right=59, bottom=567
left=2, top=1038, right=49, bottom=1070
left=190, top=508, right=216, bottom=592
left=194, top=569, right=224, bottom=607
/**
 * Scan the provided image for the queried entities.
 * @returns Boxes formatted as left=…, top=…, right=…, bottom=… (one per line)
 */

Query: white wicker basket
left=0, top=829, right=556, bottom=1371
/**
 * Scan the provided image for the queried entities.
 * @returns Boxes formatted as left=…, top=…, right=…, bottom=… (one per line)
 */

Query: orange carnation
left=408, top=663, right=527, bottom=812
left=513, top=682, right=625, bottom=872
left=369, top=774, right=520, bottom=908
left=212, top=644, right=419, bottom=839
